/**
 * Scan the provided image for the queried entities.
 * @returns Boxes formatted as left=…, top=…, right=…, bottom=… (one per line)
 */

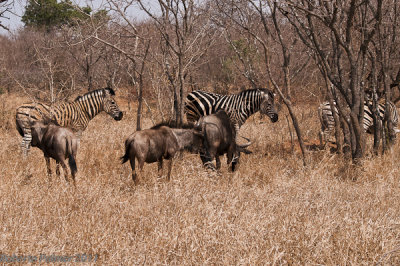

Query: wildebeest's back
left=202, top=111, right=235, bottom=154
left=128, top=126, right=179, bottom=163
left=41, top=125, right=77, bottom=159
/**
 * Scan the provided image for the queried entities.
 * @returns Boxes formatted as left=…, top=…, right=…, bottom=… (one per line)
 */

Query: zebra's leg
left=75, top=130, right=82, bottom=151
left=319, top=129, right=326, bottom=149
left=21, top=132, right=32, bottom=157
left=234, top=124, right=240, bottom=145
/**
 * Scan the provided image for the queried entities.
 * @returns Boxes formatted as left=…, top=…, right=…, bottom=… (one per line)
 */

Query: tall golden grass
left=1, top=92, right=400, bottom=264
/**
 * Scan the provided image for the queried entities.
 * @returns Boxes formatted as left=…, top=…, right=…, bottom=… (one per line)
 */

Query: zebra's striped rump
left=318, top=99, right=399, bottom=144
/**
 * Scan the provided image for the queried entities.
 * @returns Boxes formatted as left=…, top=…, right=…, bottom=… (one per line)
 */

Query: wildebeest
left=121, top=123, right=203, bottom=184
left=30, top=121, right=79, bottom=185
left=194, top=110, right=251, bottom=172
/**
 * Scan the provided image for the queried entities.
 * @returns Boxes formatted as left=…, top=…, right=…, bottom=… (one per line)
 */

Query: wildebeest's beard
left=260, top=100, right=279, bottom=123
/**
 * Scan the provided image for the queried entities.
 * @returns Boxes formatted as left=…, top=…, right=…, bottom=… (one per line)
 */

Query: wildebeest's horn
left=238, top=136, right=252, bottom=148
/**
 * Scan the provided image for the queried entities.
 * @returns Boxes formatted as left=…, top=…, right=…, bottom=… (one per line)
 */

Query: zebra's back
left=16, top=101, right=85, bottom=133
left=185, top=90, right=222, bottom=122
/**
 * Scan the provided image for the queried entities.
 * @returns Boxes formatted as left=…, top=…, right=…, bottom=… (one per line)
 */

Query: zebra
left=318, top=99, right=399, bottom=145
left=16, top=87, right=123, bottom=156
left=185, top=88, right=279, bottom=143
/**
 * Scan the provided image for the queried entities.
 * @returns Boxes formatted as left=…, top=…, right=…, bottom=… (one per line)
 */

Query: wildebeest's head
left=259, top=89, right=278, bottom=123
left=30, top=121, right=48, bottom=147
left=103, top=87, right=123, bottom=121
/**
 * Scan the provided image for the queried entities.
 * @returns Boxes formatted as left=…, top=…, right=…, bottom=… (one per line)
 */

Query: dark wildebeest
left=121, top=123, right=203, bottom=184
left=30, top=121, right=79, bottom=185
left=194, top=110, right=251, bottom=171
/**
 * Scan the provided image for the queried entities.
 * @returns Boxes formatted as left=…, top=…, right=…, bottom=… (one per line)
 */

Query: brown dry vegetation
left=1, top=92, right=400, bottom=264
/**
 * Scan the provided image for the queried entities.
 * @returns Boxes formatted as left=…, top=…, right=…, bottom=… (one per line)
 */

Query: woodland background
left=0, top=0, right=400, bottom=264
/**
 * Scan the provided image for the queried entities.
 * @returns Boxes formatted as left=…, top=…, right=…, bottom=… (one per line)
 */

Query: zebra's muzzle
left=114, top=112, right=123, bottom=121
left=269, top=113, right=278, bottom=123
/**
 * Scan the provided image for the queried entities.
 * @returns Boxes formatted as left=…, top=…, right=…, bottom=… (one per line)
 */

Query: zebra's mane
left=74, top=87, right=115, bottom=102
left=222, top=88, right=268, bottom=97
left=237, top=88, right=263, bottom=95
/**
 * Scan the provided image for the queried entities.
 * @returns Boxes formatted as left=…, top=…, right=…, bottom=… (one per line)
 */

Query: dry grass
left=1, top=92, right=400, bottom=264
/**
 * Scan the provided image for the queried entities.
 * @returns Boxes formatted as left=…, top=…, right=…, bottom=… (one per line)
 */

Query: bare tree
left=77, top=1, right=152, bottom=130
left=0, top=0, right=15, bottom=32
left=216, top=0, right=309, bottom=164
left=137, top=0, right=217, bottom=125
left=61, top=23, right=104, bottom=91
left=281, top=0, right=384, bottom=161
left=6, top=31, right=78, bottom=102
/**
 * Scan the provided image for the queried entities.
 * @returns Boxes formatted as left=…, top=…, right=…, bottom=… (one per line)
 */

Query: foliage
left=22, top=0, right=92, bottom=30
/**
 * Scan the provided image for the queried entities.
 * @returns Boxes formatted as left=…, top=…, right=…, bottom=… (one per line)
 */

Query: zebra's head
left=103, top=87, right=123, bottom=121
left=259, top=89, right=278, bottom=123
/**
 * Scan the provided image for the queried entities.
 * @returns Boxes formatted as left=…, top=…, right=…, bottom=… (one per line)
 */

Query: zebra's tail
left=121, top=139, right=132, bottom=164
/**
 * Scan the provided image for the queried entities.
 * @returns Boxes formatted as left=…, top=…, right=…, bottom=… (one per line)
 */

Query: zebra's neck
left=77, top=100, right=102, bottom=120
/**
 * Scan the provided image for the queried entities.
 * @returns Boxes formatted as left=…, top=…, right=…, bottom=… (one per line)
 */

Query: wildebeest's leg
left=59, top=160, right=70, bottom=183
left=201, top=151, right=216, bottom=170
left=231, top=155, right=239, bottom=172
left=166, top=159, right=173, bottom=181
left=136, top=159, right=145, bottom=184
left=216, top=156, right=221, bottom=170
left=158, top=159, right=163, bottom=178
left=227, top=148, right=239, bottom=172
left=55, top=162, right=61, bottom=176
left=129, top=158, right=137, bottom=183
left=199, top=139, right=216, bottom=170
left=45, top=156, right=52, bottom=176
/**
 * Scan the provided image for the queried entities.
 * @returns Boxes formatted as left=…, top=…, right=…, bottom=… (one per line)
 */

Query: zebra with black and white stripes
left=16, top=87, right=123, bottom=156
left=185, top=88, right=279, bottom=142
left=318, top=99, right=399, bottom=145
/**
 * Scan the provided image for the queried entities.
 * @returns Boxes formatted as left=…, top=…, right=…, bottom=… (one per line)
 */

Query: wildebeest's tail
left=121, top=139, right=132, bottom=164
left=68, top=154, right=78, bottom=176
left=66, top=137, right=78, bottom=176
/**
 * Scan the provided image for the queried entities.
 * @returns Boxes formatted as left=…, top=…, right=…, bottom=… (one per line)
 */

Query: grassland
left=0, top=92, right=399, bottom=264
